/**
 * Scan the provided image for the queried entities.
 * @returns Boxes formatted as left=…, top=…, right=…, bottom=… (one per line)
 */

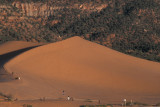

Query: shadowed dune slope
left=0, top=41, right=44, bottom=55
left=1, top=36, right=160, bottom=103
left=0, top=41, right=45, bottom=82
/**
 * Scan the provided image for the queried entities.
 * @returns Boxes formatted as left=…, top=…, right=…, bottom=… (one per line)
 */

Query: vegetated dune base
left=0, top=36, right=160, bottom=105
left=0, top=101, right=97, bottom=107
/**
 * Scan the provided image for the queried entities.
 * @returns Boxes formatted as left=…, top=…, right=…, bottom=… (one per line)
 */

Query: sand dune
left=1, top=36, right=160, bottom=104
left=0, top=41, right=44, bottom=55
left=0, top=41, right=45, bottom=82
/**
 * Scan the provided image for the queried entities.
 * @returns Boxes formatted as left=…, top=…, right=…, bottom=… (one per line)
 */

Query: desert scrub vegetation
left=131, top=101, right=148, bottom=106
left=23, top=104, right=33, bottom=107
left=50, top=0, right=160, bottom=62
left=80, top=104, right=113, bottom=107
left=0, top=92, right=14, bottom=101
left=155, top=103, right=160, bottom=106
left=84, top=99, right=93, bottom=102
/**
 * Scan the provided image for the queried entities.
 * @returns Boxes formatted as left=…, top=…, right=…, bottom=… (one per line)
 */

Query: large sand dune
left=1, top=36, right=160, bottom=104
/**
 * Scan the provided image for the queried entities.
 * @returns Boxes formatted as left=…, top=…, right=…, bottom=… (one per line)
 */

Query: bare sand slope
left=1, top=36, right=160, bottom=104
left=0, top=41, right=44, bottom=55
left=0, top=41, right=45, bottom=82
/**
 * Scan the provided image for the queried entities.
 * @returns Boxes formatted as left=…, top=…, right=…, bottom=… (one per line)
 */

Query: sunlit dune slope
left=2, top=36, right=160, bottom=103
left=0, top=41, right=44, bottom=55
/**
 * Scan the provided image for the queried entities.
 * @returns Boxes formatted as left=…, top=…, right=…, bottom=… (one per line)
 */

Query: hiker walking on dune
left=62, top=90, right=65, bottom=95
left=67, top=96, right=70, bottom=101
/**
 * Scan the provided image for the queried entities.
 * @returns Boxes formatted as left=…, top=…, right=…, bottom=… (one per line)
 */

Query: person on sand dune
left=67, top=96, right=70, bottom=101
left=62, top=90, right=65, bottom=95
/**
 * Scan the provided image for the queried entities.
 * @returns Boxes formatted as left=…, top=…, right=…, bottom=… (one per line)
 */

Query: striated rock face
left=11, top=2, right=107, bottom=18
left=0, top=1, right=107, bottom=18
left=12, top=2, right=58, bottom=17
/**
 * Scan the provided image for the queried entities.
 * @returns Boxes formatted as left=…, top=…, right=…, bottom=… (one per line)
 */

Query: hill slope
left=0, top=41, right=45, bottom=82
left=0, top=36, right=159, bottom=104
left=0, top=41, right=44, bottom=55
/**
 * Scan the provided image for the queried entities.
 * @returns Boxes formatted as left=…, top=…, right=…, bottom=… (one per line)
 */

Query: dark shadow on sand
left=0, top=45, right=42, bottom=82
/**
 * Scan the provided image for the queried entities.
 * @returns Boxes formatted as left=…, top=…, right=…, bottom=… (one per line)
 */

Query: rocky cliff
left=12, top=2, right=59, bottom=17
left=10, top=1, right=107, bottom=17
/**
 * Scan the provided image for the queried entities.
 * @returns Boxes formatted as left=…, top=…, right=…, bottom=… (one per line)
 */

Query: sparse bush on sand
left=23, top=104, right=33, bottom=107
left=155, top=103, right=160, bottom=106
left=84, top=99, right=93, bottom=102
left=0, top=92, right=14, bottom=101
left=80, top=104, right=113, bottom=107
left=132, top=101, right=148, bottom=106
left=5, top=94, right=13, bottom=101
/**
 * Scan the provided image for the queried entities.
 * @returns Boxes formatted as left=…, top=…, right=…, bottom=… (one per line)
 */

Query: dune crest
left=1, top=36, right=160, bottom=103
left=0, top=41, right=44, bottom=55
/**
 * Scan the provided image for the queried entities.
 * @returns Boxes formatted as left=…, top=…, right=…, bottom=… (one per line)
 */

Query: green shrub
left=23, top=104, right=33, bottom=107
left=80, top=105, right=113, bottom=107
left=0, top=92, right=13, bottom=101
left=84, top=99, right=93, bottom=102
left=155, top=103, right=160, bottom=106
left=133, top=101, right=148, bottom=106
left=5, top=94, right=13, bottom=101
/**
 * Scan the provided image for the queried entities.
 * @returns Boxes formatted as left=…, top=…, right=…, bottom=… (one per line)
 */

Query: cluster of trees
left=0, top=0, right=110, bottom=4
left=0, top=0, right=46, bottom=3
left=49, top=0, right=160, bottom=62
left=0, top=17, right=57, bottom=44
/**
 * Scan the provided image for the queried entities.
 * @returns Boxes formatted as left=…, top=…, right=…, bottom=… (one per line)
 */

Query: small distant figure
left=62, top=90, right=65, bottom=95
left=18, top=77, right=20, bottom=80
left=67, top=96, right=70, bottom=101
left=98, top=100, right=100, bottom=104
left=12, top=72, right=14, bottom=75
left=15, top=77, right=20, bottom=80
left=43, top=97, right=46, bottom=101
left=130, top=99, right=133, bottom=106
left=123, top=99, right=127, bottom=107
